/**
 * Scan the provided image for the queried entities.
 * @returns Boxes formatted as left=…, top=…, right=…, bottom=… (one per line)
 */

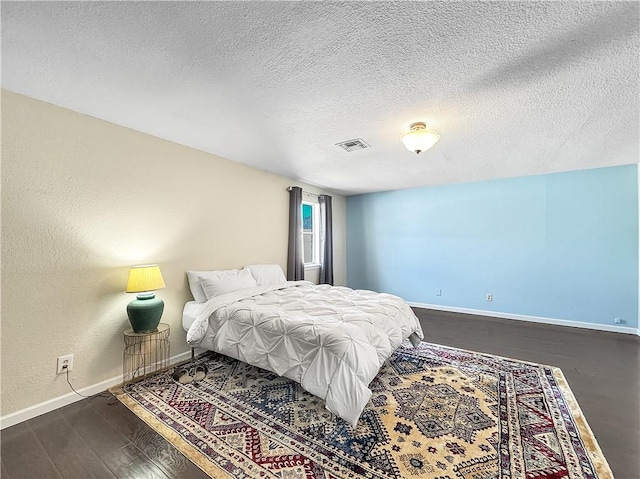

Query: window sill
left=304, top=263, right=320, bottom=271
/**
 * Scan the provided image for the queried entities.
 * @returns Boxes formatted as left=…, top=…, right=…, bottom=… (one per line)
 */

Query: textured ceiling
left=2, top=1, right=639, bottom=195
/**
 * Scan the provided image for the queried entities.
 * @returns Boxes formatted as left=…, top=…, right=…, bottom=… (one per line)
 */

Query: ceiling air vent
left=336, top=138, right=370, bottom=152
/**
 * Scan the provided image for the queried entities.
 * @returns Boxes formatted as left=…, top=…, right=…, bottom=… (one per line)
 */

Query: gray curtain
left=318, top=195, right=334, bottom=285
left=287, top=187, right=304, bottom=281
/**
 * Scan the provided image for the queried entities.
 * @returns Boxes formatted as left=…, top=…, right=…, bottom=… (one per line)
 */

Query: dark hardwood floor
left=1, top=309, right=638, bottom=478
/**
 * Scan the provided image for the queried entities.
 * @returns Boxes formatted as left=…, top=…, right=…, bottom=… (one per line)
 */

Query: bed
left=183, top=264, right=424, bottom=426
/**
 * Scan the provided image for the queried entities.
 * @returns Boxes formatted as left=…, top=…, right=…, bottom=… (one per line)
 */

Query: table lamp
left=125, top=264, right=166, bottom=333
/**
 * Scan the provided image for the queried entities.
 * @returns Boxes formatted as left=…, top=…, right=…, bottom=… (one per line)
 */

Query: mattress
left=182, top=300, right=202, bottom=331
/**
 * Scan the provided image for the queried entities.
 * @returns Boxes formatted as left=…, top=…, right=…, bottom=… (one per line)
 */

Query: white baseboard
left=0, top=348, right=205, bottom=430
left=408, top=302, right=640, bottom=336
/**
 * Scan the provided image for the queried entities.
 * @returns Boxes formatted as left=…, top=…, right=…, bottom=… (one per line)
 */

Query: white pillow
left=186, top=270, right=211, bottom=303
left=245, top=264, right=287, bottom=287
left=187, top=269, right=257, bottom=303
left=200, top=268, right=257, bottom=300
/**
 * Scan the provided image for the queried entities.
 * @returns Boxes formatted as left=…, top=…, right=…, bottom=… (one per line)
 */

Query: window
left=302, top=202, right=319, bottom=265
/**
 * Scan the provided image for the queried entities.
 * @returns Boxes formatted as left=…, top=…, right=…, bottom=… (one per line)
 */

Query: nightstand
left=123, top=323, right=170, bottom=385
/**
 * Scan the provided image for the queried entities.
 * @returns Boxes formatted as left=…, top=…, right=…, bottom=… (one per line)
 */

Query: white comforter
left=187, top=281, right=423, bottom=425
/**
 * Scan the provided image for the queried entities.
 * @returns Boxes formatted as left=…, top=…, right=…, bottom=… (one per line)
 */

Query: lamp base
left=127, top=292, right=164, bottom=333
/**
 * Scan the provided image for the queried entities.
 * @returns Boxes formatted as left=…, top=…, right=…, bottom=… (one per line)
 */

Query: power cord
left=63, top=365, right=117, bottom=405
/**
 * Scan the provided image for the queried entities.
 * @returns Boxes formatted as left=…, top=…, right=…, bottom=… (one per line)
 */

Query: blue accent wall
left=347, top=165, right=638, bottom=328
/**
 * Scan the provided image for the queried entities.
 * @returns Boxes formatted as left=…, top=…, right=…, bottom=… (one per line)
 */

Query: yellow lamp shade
left=126, top=264, right=166, bottom=293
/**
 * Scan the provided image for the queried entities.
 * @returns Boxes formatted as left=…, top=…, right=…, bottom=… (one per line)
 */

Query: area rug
left=112, top=342, right=613, bottom=479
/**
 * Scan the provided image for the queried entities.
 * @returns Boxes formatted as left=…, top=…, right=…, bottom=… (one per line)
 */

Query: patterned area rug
left=113, top=342, right=613, bottom=479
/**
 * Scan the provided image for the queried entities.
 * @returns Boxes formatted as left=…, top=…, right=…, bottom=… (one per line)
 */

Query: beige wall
left=0, top=90, right=346, bottom=416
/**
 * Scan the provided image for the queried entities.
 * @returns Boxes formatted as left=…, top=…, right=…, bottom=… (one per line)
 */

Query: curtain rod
left=287, top=186, right=321, bottom=198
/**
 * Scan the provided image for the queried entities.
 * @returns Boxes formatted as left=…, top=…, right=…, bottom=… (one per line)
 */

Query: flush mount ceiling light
left=400, top=122, right=440, bottom=154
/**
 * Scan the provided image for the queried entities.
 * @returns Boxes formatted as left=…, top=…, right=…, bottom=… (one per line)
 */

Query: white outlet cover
left=57, top=354, right=74, bottom=374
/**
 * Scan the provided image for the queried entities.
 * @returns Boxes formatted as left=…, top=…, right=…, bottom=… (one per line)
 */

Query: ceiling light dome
left=400, top=122, right=440, bottom=154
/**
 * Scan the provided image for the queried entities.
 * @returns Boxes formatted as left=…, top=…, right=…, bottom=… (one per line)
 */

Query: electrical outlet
left=436, top=288, right=442, bottom=296
left=614, top=317, right=624, bottom=324
left=57, top=354, right=74, bottom=374
left=485, top=293, right=493, bottom=302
